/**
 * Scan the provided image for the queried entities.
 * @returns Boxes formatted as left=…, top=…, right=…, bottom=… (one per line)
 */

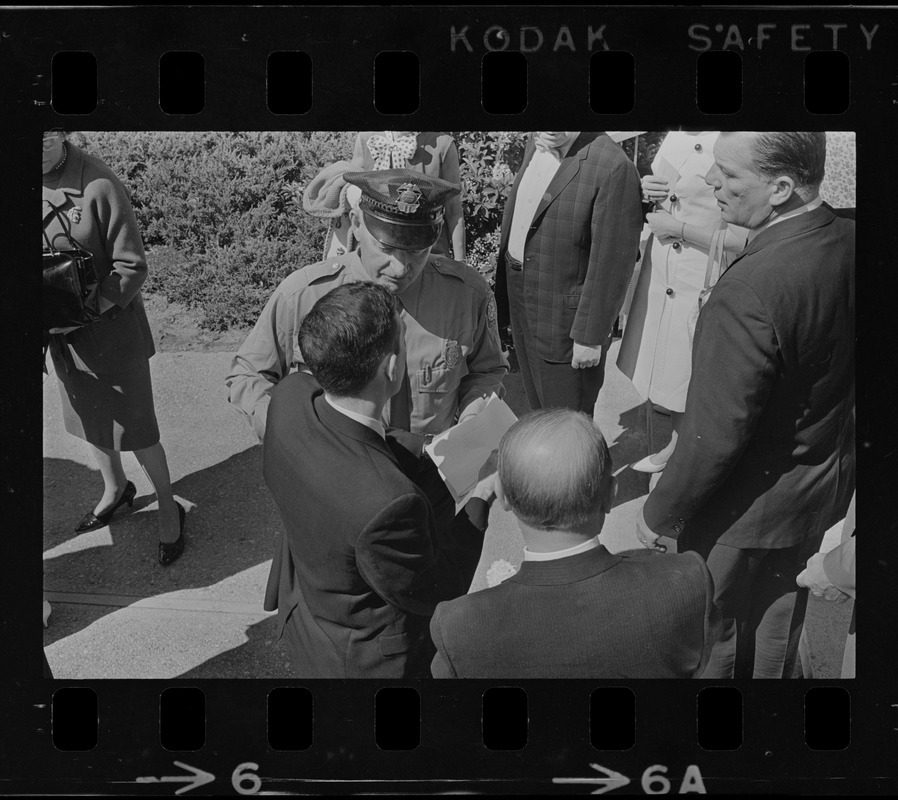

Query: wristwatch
left=421, top=433, right=435, bottom=458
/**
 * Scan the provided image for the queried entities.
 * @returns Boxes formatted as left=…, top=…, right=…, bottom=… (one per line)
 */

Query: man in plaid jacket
left=495, top=131, right=643, bottom=415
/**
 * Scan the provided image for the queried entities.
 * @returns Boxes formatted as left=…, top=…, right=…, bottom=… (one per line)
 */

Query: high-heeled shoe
left=74, top=481, right=137, bottom=533
left=631, top=454, right=669, bottom=473
left=158, top=502, right=186, bottom=566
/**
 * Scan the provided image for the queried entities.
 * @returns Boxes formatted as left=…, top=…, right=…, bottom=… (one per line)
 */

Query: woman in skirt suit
left=617, top=131, right=746, bottom=472
left=42, top=131, right=185, bottom=565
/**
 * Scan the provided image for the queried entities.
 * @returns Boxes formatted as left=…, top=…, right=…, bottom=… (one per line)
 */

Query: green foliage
left=453, top=131, right=527, bottom=256
left=68, top=130, right=667, bottom=331
left=73, top=131, right=357, bottom=329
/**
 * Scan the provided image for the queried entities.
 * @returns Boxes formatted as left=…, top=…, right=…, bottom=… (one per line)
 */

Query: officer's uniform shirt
left=226, top=249, right=508, bottom=442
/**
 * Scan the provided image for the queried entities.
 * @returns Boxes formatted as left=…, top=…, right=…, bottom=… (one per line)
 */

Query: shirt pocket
left=415, top=362, right=468, bottom=395
left=413, top=362, right=468, bottom=423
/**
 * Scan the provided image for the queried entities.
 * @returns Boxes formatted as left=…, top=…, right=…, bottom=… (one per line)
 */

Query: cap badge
left=396, top=183, right=423, bottom=214
left=68, top=206, right=82, bottom=225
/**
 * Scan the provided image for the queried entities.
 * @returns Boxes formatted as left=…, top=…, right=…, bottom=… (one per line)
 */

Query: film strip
left=4, top=4, right=896, bottom=795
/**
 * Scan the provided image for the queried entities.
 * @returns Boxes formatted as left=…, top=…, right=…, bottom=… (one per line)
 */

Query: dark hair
left=299, top=282, right=401, bottom=396
left=498, top=409, right=612, bottom=531
left=749, top=132, right=827, bottom=195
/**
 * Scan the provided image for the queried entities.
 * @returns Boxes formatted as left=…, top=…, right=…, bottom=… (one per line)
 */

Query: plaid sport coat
left=495, top=132, right=643, bottom=362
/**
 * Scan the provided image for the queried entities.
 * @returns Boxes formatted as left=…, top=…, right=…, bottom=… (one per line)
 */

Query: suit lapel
left=530, top=132, right=602, bottom=224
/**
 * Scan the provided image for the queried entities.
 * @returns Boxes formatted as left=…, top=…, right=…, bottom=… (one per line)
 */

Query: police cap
left=344, top=169, right=460, bottom=251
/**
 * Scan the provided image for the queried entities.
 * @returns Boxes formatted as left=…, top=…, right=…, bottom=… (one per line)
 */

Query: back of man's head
left=742, top=131, right=827, bottom=199
left=299, top=282, right=400, bottom=397
left=498, top=409, right=613, bottom=531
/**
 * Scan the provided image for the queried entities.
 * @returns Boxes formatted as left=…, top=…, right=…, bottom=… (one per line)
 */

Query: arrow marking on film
left=553, top=762, right=631, bottom=795
left=136, top=761, right=215, bottom=795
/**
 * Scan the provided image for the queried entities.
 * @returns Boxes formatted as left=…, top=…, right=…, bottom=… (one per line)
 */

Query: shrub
left=72, top=131, right=357, bottom=328
left=66, top=130, right=668, bottom=330
left=453, top=131, right=527, bottom=263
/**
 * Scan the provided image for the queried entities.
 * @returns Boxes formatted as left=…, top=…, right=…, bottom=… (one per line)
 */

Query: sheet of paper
left=652, top=156, right=681, bottom=212
left=425, top=394, right=517, bottom=509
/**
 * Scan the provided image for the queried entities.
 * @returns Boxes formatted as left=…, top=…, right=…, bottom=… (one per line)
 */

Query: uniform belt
left=505, top=252, right=523, bottom=271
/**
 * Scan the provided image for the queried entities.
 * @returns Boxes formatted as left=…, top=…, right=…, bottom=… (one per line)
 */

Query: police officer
left=226, top=169, right=508, bottom=446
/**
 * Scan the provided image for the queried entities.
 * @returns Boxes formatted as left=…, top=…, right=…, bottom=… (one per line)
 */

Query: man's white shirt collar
left=749, top=196, right=823, bottom=243
left=533, top=133, right=579, bottom=161
left=523, top=535, right=600, bottom=562
left=325, top=394, right=386, bottom=440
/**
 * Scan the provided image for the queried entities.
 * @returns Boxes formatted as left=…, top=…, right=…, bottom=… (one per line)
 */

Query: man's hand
left=646, top=209, right=681, bottom=243
left=572, top=342, right=603, bottom=370
left=457, top=395, right=489, bottom=425
left=796, top=552, right=850, bottom=603
left=635, top=505, right=667, bottom=552
left=641, top=175, right=670, bottom=204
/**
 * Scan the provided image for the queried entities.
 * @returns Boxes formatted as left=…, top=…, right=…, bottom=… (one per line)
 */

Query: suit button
left=665, top=287, right=674, bottom=297
left=670, top=193, right=678, bottom=202
left=694, top=143, right=703, bottom=152
left=674, top=525, right=682, bottom=533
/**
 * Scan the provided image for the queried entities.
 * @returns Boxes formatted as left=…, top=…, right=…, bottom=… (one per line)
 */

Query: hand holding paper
left=425, top=394, right=517, bottom=508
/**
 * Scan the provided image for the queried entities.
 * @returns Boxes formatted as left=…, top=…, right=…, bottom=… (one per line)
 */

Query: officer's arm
left=225, top=287, right=294, bottom=443
left=458, top=291, right=509, bottom=416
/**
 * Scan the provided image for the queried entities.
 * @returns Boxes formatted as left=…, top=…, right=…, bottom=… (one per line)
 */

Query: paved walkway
left=43, top=342, right=851, bottom=679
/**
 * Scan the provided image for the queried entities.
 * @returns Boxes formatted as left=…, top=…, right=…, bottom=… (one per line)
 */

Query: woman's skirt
left=49, top=307, right=160, bottom=451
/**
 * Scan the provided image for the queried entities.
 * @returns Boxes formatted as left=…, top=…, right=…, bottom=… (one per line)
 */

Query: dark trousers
left=506, top=260, right=607, bottom=415
left=690, top=536, right=823, bottom=679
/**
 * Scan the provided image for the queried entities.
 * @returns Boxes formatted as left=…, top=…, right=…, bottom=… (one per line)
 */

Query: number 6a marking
left=642, top=764, right=707, bottom=794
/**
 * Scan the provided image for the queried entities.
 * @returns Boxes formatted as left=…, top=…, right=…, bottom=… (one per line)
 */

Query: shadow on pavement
left=611, top=403, right=652, bottom=509
left=43, top=445, right=281, bottom=625
left=177, top=615, right=292, bottom=679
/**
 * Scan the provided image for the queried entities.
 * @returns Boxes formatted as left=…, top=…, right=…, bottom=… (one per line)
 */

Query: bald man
left=429, top=409, right=721, bottom=678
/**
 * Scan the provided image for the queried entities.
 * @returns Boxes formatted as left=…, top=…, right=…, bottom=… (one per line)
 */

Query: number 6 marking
left=232, top=762, right=261, bottom=795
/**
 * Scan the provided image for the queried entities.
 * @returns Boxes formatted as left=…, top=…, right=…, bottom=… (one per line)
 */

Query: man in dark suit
left=495, top=131, right=643, bottom=414
left=430, top=409, right=721, bottom=678
left=638, top=132, right=855, bottom=679
left=263, top=282, right=499, bottom=678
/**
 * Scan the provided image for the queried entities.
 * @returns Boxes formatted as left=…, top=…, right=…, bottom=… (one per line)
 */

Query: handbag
left=686, top=221, right=728, bottom=345
left=42, top=205, right=100, bottom=334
